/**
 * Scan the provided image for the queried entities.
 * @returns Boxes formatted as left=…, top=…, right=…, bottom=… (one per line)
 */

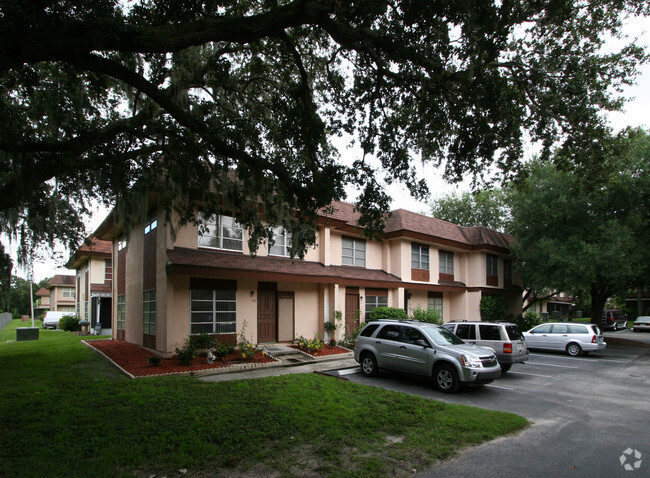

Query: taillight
left=591, top=335, right=597, bottom=343
left=503, top=343, right=512, bottom=354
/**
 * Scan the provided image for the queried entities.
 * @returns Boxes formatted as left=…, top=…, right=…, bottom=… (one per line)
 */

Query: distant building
left=34, top=287, right=50, bottom=316
left=66, top=237, right=113, bottom=334
left=46, top=274, right=76, bottom=313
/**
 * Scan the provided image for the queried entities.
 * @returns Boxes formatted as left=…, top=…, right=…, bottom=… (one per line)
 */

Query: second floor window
left=342, top=237, right=366, bottom=267
left=487, top=254, right=499, bottom=277
left=439, top=251, right=454, bottom=275
left=411, top=244, right=429, bottom=270
left=105, top=260, right=113, bottom=282
left=269, top=227, right=292, bottom=257
left=198, top=213, right=243, bottom=251
left=62, top=288, right=75, bottom=298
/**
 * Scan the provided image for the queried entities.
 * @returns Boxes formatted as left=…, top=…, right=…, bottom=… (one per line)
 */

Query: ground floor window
left=190, top=289, right=237, bottom=334
left=365, top=291, right=388, bottom=320
left=117, top=295, right=125, bottom=330
left=143, top=290, right=156, bottom=335
left=428, top=293, right=443, bottom=315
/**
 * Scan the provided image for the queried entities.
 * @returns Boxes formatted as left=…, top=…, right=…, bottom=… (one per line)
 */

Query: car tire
left=434, top=364, right=459, bottom=393
left=500, top=363, right=512, bottom=374
left=360, top=353, right=378, bottom=377
left=566, top=343, right=582, bottom=356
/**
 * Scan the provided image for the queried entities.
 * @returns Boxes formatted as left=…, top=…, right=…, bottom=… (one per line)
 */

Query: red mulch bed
left=86, top=339, right=276, bottom=377
left=288, top=344, right=351, bottom=357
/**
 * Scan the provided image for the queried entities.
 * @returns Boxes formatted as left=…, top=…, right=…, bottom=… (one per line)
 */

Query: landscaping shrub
left=367, top=306, right=408, bottom=322
left=212, top=341, right=235, bottom=359
left=513, top=311, right=542, bottom=332
left=480, top=295, right=508, bottom=322
left=59, top=314, right=80, bottom=332
left=410, top=305, right=442, bottom=324
left=175, top=338, right=197, bottom=366
left=295, top=335, right=324, bottom=354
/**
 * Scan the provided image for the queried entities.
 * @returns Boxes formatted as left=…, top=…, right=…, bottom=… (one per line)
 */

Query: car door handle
left=467, top=341, right=476, bottom=344
left=375, top=341, right=382, bottom=344
left=399, top=345, right=406, bottom=349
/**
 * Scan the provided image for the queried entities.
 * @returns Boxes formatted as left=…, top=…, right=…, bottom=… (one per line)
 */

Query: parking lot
left=329, top=343, right=650, bottom=477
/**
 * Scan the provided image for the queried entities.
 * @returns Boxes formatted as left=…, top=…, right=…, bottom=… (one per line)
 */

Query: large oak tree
left=1, top=0, right=648, bottom=282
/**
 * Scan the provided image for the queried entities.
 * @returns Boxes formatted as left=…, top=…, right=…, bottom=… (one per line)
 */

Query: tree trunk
left=590, top=283, right=608, bottom=328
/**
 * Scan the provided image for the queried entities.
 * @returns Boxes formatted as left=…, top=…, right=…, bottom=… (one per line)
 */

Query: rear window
left=359, top=323, right=380, bottom=337
left=588, top=324, right=601, bottom=335
left=505, top=325, right=523, bottom=340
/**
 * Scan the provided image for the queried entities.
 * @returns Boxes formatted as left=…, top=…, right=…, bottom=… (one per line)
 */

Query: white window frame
left=62, top=287, right=75, bottom=298
left=269, top=227, right=292, bottom=257
left=439, top=251, right=454, bottom=275
left=487, top=254, right=499, bottom=277
left=365, top=295, right=388, bottom=319
left=198, top=213, right=243, bottom=252
left=143, top=290, right=156, bottom=335
left=190, top=289, right=237, bottom=335
left=117, top=295, right=126, bottom=330
left=411, top=243, right=430, bottom=270
left=144, top=218, right=157, bottom=235
left=342, top=237, right=366, bottom=267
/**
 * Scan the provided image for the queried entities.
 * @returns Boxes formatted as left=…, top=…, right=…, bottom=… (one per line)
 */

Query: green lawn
left=0, top=320, right=528, bottom=477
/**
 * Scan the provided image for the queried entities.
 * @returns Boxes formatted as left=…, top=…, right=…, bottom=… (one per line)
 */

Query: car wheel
left=500, top=363, right=512, bottom=374
left=434, top=364, right=459, bottom=393
left=566, top=343, right=582, bottom=356
left=360, top=353, right=378, bottom=377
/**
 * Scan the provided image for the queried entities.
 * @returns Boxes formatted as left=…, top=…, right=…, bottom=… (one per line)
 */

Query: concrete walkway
left=199, top=344, right=359, bottom=383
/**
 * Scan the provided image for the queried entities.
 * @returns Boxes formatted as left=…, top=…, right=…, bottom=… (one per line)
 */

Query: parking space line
left=525, top=362, right=579, bottom=369
left=508, top=371, right=553, bottom=378
left=485, top=383, right=516, bottom=390
left=528, top=353, right=629, bottom=364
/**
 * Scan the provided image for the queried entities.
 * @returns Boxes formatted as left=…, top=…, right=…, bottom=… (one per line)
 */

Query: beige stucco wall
left=124, top=218, right=144, bottom=345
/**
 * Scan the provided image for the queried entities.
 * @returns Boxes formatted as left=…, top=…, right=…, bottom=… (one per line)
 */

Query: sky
left=20, top=15, right=650, bottom=282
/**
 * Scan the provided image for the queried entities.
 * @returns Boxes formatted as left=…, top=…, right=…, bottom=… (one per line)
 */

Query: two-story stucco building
left=66, top=237, right=113, bottom=334
left=94, top=200, right=522, bottom=356
left=45, top=274, right=77, bottom=313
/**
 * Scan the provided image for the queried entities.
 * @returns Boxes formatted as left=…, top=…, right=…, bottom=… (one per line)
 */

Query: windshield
left=425, top=326, right=465, bottom=346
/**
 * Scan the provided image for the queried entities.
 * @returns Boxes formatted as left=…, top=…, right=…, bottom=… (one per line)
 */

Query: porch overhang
left=165, top=247, right=404, bottom=289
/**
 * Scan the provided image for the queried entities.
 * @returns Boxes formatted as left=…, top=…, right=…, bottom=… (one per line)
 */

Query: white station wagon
left=524, top=322, right=606, bottom=356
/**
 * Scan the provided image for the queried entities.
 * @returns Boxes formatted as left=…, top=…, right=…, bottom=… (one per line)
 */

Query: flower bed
left=289, top=343, right=351, bottom=358
left=86, top=339, right=276, bottom=377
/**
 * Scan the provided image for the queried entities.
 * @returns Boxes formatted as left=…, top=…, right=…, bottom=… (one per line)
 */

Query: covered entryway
left=257, top=282, right=277, bottom=343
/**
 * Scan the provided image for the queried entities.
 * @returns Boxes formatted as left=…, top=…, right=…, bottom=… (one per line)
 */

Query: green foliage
left=174, top=338, right=197, bottom=366
left=480, top=295, right=508, bottom=322
left=514, top=312, right=542, bottom=332
left=147, top=355, right=162, bottom=366
left=430, top=189, right=509, bottom=231
left=191, top=333, right=215, bottom=351
left=323, top=321, right=337, bottom=332
left=1, top=1, right=647, bottom=272
left=0, top=319, right=527, bottom=477
left=410, top=306, right=443, bottom=325
left=508, top=129, right=650, bottom=321
left=211, top=341, right=235, bottom=359
left=237, top=321, right=258, bottom=359
left=295, top=335, right=324, bottom=354
left=339, top=324, right=364, bottom=350
left=58, top=314, right=80, bottom=332
left=367, top=307, right=408, bottom=322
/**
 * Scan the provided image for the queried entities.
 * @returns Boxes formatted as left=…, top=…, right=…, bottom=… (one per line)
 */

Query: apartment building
left=95, top=200, right=522, bottom=355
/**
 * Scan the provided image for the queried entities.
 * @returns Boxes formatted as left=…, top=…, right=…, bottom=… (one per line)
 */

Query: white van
left=42, top=311, right=68, bottom=329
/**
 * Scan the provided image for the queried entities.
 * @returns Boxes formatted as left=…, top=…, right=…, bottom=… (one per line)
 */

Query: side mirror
left=415, top=339, right=429, bottom=347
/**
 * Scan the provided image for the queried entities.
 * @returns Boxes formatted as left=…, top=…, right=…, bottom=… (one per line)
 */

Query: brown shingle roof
left=166, top=247, right=403, bottom=288
left=66, top=236, right=112, bottom=269
left=48, top=274, right=75, bottom=287
left=35, top=288, right=50, bottom=296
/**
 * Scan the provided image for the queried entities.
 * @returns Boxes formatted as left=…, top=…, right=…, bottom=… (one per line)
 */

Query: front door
left=345, top=289, right=360, bottom=335
left=257, top=289, right=277, bottom=343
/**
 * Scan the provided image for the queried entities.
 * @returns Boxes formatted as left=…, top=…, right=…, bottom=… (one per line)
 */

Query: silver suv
left=354, top=320, right=501, bottom=393
left=442, top=321, right=528, bottom=373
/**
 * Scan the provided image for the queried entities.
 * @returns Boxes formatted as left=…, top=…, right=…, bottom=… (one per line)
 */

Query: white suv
left=442, top=321, right=528, bottom=373
left=354, top=320, right=501, bottom=393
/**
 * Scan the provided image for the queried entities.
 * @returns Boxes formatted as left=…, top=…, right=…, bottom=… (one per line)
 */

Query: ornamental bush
left=480, top=295, right=508, bottom=322
left=410, top=306, right=442, bottom=324
left=367, top=307, right=408, bottom=322
left=59, top=314, right=80, bottom=332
